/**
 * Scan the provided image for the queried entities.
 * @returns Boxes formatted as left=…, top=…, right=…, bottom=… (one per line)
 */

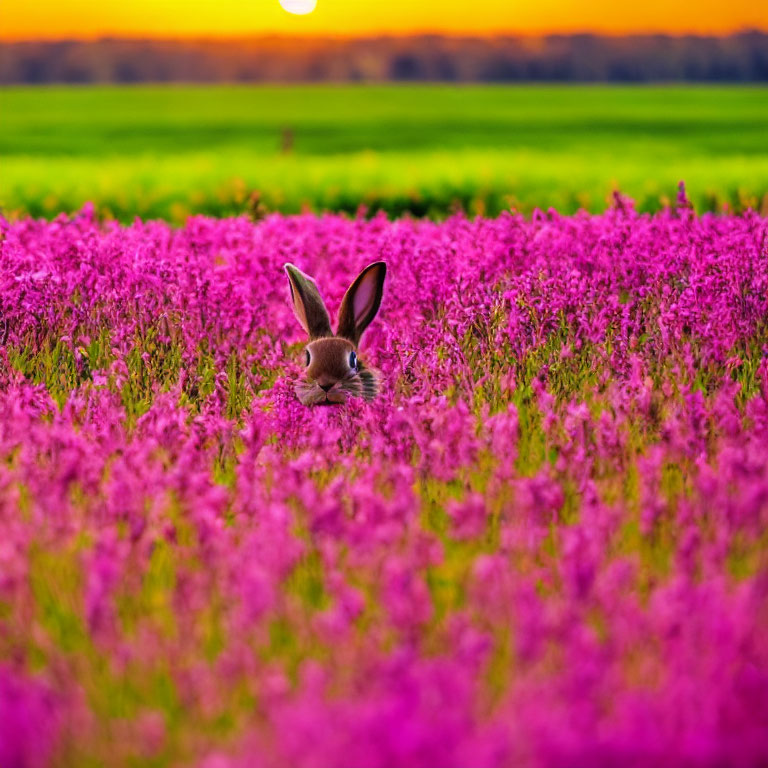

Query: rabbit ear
left=337, top=262, right=387, bottom=345
left=284, top=264, right=333, bottom=339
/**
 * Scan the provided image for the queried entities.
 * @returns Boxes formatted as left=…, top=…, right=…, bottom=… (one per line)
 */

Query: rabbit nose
left=319, top=383, right=333, bottom=392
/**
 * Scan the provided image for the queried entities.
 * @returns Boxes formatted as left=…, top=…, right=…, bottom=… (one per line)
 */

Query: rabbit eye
left=305, top=350, right=311, bottom=367
left=349, top=351, right=358, bottom=369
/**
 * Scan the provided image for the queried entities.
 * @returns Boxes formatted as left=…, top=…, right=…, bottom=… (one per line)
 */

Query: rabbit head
left=284, top=261, right=386, bottom=406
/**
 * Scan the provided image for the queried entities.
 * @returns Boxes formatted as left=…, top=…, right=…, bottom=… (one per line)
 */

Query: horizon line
left=3, top=27, right=768, bottom=44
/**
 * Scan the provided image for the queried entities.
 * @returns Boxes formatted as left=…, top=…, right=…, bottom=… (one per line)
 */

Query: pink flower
left=447, top=493, right=488, bottom=539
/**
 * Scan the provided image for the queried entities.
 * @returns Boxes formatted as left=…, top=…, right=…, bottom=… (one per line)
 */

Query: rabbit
left=284, top=261, right=387, bottom=405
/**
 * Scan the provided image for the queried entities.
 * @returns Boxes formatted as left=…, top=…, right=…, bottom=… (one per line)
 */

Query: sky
left=2, top=0, right=767, bottom=40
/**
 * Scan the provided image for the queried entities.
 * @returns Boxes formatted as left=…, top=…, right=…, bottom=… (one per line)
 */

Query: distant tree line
left=1, top=33, right=767, bottom=84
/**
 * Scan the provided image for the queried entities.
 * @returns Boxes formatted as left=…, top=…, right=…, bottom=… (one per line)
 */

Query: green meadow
left=1, top=84, right=767, bottom=221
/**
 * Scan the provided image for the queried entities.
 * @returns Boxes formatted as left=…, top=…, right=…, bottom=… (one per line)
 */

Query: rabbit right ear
left=336, top=262, right=387, bottom=345
left=284, top=264, right=333, bottom=339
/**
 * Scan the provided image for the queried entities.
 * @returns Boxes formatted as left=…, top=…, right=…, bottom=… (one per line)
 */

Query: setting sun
left=279, top=0, right=318, bottom=15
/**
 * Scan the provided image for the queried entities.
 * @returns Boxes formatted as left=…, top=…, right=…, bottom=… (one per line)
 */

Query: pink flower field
left=1, top=196, right=767, bottom=767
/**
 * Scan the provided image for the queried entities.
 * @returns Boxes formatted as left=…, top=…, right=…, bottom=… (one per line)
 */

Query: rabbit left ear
left=336, top=261, right=387, bottom=345
left=284, top=264, right=333, bottom=339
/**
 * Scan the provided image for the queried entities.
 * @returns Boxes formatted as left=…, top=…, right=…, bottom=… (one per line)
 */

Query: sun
left=278, top=0, right=317, bottom=15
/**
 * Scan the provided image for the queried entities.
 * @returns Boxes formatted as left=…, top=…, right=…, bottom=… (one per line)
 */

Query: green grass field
left=2, top=85, right=767, bottom=221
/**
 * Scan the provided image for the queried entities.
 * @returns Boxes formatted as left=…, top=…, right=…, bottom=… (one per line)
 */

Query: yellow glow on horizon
left=1, top=0, right=766, bottom=40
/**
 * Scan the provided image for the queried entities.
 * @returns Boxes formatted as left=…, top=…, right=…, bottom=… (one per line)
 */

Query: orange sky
left=2, top=0, right=767, bottom=40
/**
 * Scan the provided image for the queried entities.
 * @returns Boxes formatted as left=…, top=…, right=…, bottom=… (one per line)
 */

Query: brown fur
left=284, top=262, right=387, bottom=406
left=337, top=262, right=386, bottom=345
left=285, top=264, right=332, bottom=339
